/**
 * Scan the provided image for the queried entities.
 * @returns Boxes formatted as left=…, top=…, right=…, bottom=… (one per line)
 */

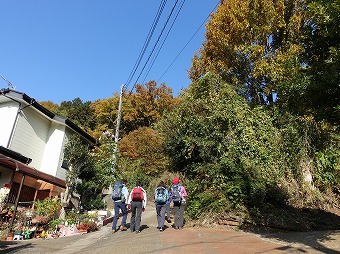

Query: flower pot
left=6, top=236, right=13, bottom=241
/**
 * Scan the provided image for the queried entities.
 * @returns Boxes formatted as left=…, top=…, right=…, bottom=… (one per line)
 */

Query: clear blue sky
left=0, top=1, right=218, bottom=104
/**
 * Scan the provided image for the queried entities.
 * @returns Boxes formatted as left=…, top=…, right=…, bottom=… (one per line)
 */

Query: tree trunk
left=59, top=186, right=72, bottom=220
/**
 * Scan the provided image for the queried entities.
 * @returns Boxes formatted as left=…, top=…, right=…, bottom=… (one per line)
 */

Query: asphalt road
left=1, top=206, right=339, bottom=254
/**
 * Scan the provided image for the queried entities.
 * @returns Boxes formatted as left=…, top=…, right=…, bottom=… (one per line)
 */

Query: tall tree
left=301, top=0, right=340, bottom=123
left=90, top=95, right=120, bottom=138
left=189, top=0, right=307, bottom=106
left=39, top=100, right=59, bottom=112
left=54, top=98, right=97, bottom=133
left=122, top=80, right=181, bottom=134
left=157, top=73, right=283, bottom=216
left=117, top=126, right=168, bottom=177
left=61, top=135, right=95, bottom=218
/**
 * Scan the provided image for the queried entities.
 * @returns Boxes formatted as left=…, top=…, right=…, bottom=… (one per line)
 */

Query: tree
left=117, top=126, right=168, bottom=177
left=90, top=95, right=120, bottom=138
left=61, top=135, right=96, bottom=217
left=301, top=0, right=340, bottom=124
left=189, top=0, right=307, bottom=106
left=157, top=73, right=283, bottom=217
left=122, top=80, right=181, bottom=134
left=39, top=100, right=59, bottom=112
left=54, top=98, right=97, bottom=133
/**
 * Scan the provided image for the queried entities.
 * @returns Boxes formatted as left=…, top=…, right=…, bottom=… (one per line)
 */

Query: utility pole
left=102, top=84, right=124, bottom=196
left=112, top=84, right=124, bottom=170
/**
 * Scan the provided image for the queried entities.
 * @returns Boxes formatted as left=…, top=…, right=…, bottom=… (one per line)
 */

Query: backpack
left=131, top=187, right=144, bottom=201
left=171, top=184, right=182, bottom=203
left=155, top=187, right=167, bottom=204
left=112, top=181, right=123, bottom=201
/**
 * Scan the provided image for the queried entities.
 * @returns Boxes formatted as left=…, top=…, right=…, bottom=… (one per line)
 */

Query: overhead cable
left=142, top=0, right=186, bottom=84
left=124, top=0, right=168, bottom=91
left=157, top=2, right=219, bottom=83
left=131, top=0, right=181, bottom=92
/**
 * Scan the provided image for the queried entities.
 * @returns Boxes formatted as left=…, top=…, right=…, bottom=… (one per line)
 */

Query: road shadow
left=239, top=205, right=340, bottom=253
left=0, top=241, right=34, bottom=254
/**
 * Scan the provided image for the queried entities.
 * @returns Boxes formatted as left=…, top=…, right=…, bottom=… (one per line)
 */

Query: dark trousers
left=112, top=201, right=127, bottom=230
left=173, top=202, right=186, bottom=228
left=130, top=201, right=143, bottom=232
left=156, top=203, right=167, bottom=228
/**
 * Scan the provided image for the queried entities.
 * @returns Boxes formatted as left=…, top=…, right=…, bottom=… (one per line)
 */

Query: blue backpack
left=112, top=181, right=123, bottom=201
left=171, top=184, right=182, bottom=203
left=155, top=187, right=167, bottom=204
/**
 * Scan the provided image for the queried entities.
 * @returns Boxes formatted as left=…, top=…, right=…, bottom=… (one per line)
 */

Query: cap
left=172, top=176, right=179, bottom=184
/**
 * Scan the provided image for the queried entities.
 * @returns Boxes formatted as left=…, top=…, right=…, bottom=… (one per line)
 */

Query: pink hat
left=172, top=176, right=179, bottom=184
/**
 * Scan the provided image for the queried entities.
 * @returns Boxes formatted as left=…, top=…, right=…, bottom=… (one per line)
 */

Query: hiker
left=165, top=182, right=172, bottom=223
left=111, top=179, right=129, bottom=233
left=154, top=181, right=169, bottom=231
left=127, top=181, right=147, bottom=233
left=171, top=176, right=187, bottom=229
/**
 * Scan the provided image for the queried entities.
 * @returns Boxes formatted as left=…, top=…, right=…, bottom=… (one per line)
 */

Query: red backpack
left=131, top=187, right=144, bottom=201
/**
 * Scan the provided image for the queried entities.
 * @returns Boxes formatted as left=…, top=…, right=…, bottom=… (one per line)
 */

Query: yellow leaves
left=39, top=100, right=59, bottom=112
left=118, top=127, right=168, bottom=175
left=90, top=96, right=120, bottom=131
left=122, top=80, right=180, bottom=132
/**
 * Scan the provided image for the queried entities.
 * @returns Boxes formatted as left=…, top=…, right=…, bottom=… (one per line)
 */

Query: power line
left=131, top=0, right=181, bottom=92
left=157, top=2, right=219, bottom=83
left=124, top=0, right=168, bottom=90
left=142, top=0, right=186, bottom=84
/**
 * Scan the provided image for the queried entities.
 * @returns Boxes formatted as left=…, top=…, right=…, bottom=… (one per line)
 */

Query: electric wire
left=124, top=0, right=168, bottom=90
left=130, top=0, right=181, bottom=92
left=142, top=0, right=186, bottom=84
left=157, top=2, right=219, bottom=83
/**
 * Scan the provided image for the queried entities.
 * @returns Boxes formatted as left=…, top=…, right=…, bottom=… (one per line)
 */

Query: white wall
left=0, top=101, right=19, bottom=148
left=40, top=122, right=65, bottom=177
left=9, top=106, right=49, bottom=170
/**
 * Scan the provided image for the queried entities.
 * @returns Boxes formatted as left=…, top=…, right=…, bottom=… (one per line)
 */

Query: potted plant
left=6, top=231, right=14, bottom=241
left=77, top=222, right=90, bottom=233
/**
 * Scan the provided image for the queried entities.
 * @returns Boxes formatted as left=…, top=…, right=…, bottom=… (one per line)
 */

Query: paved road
left=1, top=207, right=339, bottom=254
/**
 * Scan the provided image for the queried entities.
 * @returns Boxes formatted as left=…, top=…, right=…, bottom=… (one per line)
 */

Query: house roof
left=0, top=146, right=32, bottom=165
left=0, top=88, right=97, bottom=145
left=0, top=153, right=66, bottom=188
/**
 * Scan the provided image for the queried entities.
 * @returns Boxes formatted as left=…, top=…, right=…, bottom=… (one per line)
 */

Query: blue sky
left=0, top=1, right=218, bottom=104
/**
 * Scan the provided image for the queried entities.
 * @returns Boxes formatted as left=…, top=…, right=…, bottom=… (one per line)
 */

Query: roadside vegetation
left=39, top=0, right=339, bottom=231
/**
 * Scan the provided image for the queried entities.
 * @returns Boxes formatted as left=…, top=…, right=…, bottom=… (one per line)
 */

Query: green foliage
left=302, top=0, right=340, bottom=124
left=189, top=0, right=307, bottom=106
left=116, top=156, right=152, bottom=190
left=64, top=134, right=112, bottom=210
left=34, top=197, right=61, bottom=219
left=48, top=218, right=63, bottom=231
left=54, top=98, right=97, bottom=133
left=64, top=209, right=80, bottom=225
left=314, top=131, right=340, bottom=192
left=157, top=73, right=283, bottom=215
left=81, top=196, right=105, bottom=211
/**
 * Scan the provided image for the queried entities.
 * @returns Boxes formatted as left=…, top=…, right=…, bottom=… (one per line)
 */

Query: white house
left=0, top=88, right=96, bottom=208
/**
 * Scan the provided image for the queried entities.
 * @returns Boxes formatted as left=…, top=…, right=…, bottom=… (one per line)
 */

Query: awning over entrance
left=0, top=154, right=66, bottom=188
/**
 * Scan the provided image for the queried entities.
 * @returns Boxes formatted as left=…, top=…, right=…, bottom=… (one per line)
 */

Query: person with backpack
left=154, top=181, right=169, bottom=231
left=171, top=176, right=187, bottom=229
left=165, top=182, right=172, bottom=223
left=127, top=181, right=147, bottom=233
left=111, top=179, right=129, bottom=233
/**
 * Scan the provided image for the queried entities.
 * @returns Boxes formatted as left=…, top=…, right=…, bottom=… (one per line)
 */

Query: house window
left=61, top=160, right=69, bottom=169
